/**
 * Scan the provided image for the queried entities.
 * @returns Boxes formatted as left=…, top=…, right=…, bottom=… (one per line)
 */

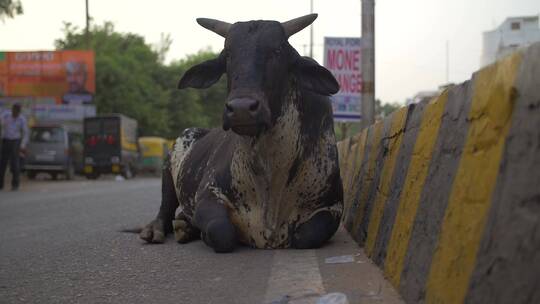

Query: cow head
left=178, top=14, right=339, bottom=137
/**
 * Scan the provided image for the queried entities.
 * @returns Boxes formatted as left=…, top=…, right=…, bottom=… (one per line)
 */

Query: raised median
left=337, top=42, right=540, bottom=304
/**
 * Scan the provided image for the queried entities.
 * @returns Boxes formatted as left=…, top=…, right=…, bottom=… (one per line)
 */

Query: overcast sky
left=2, top=0, right=539, bottom=103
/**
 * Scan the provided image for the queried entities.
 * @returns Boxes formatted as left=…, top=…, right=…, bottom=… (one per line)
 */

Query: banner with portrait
left=0, top=51, right=95, bottom=105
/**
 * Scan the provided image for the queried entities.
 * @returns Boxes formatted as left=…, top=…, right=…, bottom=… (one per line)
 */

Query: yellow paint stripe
left=343, top=130, right=368, bottom=221
left=350, top=121, right=384, bottom=238
left=342, top=137, right=355, bottom=212
left=337, top=138, right=350, bottom=180
left=383, top=91, right=449, bottom=287
left=346, top=141, right=360, bottom=192
left=425, top=53, right=522, bottom=304
left=352, top=129, right=368, bottom=186
left=365, top=107, right=409, bottom=257
left=340, top=141, right=353, bottom=195
left=336, top=141, right=344, bottom=165
left=351, top=131, right=367, bottom=178
left=343, top=137, right=357, bottom=190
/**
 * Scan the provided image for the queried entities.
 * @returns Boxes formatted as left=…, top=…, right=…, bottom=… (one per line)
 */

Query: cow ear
left=293, top=57, right=339, bottom=96
left=178, top=55, right=225, bottom=89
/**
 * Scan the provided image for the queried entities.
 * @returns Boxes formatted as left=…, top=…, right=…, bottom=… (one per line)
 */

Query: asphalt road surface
left=0, top=176, right=403, bottom=304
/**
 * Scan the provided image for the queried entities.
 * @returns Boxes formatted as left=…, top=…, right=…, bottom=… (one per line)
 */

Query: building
left=405, top=91, right=439, bottom=106
left=405, top=83, right=454, bottom=106
left=481, top=15, right=540, bottom=68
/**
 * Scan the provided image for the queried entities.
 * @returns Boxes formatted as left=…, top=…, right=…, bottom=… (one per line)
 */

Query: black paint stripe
left=371, top=103, right=425, bottom=267
left=398, top=80, right=474, bottom=303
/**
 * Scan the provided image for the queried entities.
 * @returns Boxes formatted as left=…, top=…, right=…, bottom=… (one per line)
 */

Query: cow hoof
left=140, top=218, right=166, bottom=244
left=173, top=219, right=198, bottom=244
left=204, top=219, right=237, bottom=253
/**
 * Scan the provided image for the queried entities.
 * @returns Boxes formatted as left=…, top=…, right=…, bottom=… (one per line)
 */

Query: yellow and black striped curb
left=337, top=42, right=540, bottom=304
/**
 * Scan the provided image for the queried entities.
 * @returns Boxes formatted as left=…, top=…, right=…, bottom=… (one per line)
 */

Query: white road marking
left=264, top=249, right=325, bottom=304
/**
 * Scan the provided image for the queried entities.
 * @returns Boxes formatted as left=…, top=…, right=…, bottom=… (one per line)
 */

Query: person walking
left=0, top=103, right=29, bottom=191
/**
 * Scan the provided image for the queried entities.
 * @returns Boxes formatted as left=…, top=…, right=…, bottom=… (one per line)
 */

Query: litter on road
left=324, top=255, right=355, bottom=264
left=316, top=292, right=349, bottom=304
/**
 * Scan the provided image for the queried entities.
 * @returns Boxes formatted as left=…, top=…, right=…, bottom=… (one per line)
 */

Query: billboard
left=323, top=37, right=362, bottom=122
left=0, top=51, right=95, bottom=105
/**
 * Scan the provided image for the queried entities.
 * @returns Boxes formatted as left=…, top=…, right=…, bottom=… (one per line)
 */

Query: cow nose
left=225, top=98, right=260, bottom=121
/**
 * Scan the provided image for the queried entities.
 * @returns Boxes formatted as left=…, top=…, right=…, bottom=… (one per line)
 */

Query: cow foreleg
left=193, top=198, right=237, bottom=253
left=291, top=210, right=340, bottom=249
left=140, top=161, right=178, bottom=244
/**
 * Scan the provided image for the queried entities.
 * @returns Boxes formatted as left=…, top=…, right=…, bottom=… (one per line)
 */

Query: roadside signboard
left=0, top=51, right=95, bottom=105
left=31, top=104, right=96, bottom=121
left=323, top=37, right=362, bottom=122
left=0, top=97, right=95, bottom=133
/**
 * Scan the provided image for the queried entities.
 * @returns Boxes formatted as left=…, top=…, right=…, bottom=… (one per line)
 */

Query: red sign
left=0, top=51, right=95, bottom=105
left=324, top=37, right=362, bottom=122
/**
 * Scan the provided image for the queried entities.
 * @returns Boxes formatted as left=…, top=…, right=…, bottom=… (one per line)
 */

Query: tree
left=153, top=33, right=173, bottom=64
left=55, top=22, right=228, bottom=139
left=0, top=0, right=23, bottom=20
left=375, top=99, right=401, bottom=119
left=55, top=22, right=171, bottom=136
left=145, top=48, right=227, bottom=138
left=172, top=50, right=227, bottom=127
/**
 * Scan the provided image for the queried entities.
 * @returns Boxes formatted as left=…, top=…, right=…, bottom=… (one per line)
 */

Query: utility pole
left=85, top=0, right=90, bottom=49
left=309, top=0, right=314, bottom=58
left=361, top=0, right=375, bottom=128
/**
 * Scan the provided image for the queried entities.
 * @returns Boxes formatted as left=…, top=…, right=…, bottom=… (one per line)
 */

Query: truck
left=83, top=114, right=139, bottom=179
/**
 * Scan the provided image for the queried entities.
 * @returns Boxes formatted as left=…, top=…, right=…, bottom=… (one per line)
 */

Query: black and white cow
left=140, top=14, right=343, bottom=253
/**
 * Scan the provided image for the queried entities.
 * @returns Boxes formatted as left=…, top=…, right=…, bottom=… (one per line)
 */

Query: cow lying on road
left=140, top=14, right=344, bottom=253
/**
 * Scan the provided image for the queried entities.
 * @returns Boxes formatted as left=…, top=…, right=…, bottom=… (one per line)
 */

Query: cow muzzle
left=223, top=97, right=266, bottom=136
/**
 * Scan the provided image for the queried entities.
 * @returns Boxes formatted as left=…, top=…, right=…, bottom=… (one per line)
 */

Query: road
left=0, top=176, right=403, bottom=304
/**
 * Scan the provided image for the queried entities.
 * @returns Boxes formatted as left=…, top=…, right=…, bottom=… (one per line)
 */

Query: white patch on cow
left=208, top=180, right=231, bottom=206
left=227, top=92, right=342, bottom=248
left=229, top=103, right=301, bottom=247
left=170, top=129, right=198, bottom=213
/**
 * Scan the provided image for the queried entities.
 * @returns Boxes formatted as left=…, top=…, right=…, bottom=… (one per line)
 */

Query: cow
left=139, top=14, right=344, bottom=253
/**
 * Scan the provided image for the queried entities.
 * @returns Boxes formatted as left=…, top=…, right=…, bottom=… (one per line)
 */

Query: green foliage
left=375, top=99, right=402, bottom=118
left=159, top=50, right=228, bottom=135
left=0, top=0, right=23, bottom=20
left=55, top=22, right=227, bottom=138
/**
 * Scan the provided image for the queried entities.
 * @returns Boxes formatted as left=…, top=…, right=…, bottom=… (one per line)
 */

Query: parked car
left=83, top=114, right=139, bottom=179
left=24, top=124, right=82, bottom=180
left=138, top=136, right=169, bottom=176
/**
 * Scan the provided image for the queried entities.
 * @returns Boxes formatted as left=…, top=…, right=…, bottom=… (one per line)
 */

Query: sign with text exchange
left=323, top=37, right=362, bottom=122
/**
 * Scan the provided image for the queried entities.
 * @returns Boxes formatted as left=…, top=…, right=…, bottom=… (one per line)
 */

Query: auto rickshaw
left=138, top=136, right=169, bottom=176
left=167, top=139, right=176, bottom=151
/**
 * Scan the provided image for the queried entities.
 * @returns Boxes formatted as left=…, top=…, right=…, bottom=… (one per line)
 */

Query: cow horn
left=281, top=14, right=318, bottom=38
left=196, top=18, right=231, bottom=38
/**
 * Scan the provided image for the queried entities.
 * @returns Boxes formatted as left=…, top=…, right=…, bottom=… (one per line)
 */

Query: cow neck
left=230, top=85, right=302, bottom=236
left=245, top=84, right=301, bottom=169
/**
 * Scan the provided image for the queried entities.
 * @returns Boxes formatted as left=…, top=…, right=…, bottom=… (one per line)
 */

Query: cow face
left=178, top=14, right=339, bottom=137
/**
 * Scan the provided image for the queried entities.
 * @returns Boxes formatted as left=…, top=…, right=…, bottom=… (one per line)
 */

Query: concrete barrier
left=337, top=42, right=540, bottom=304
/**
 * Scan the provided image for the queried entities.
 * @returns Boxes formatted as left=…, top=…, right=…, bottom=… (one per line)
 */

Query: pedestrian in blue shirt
left=0, top=104, right=29, bottom=191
